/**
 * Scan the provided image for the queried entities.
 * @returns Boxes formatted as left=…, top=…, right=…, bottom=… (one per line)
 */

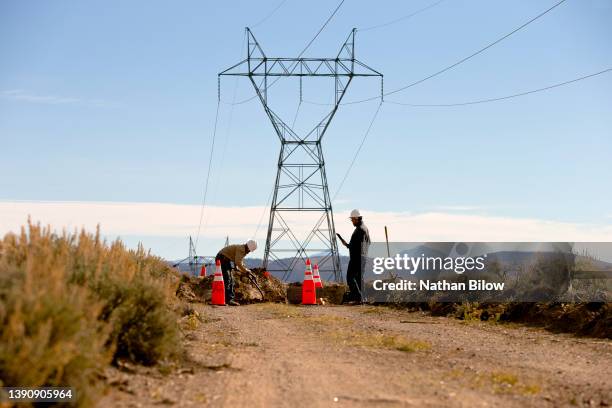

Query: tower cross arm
left=218, top=58, right=381, bottom=77
left=218, top=59, right=249, bottom=76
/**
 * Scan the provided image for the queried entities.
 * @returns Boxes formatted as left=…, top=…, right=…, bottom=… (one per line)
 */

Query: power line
left=227, top=0, right=568, bottom=107
left=194, top=100, right=221, bottom=250
left=219, top=76, right=265, bottom=106
left=385, top=67, right=612, bottom=107
left=297, top=0, right=345, bottom=57
left=344, top=0, right=568, bottom=105
left=226, top=0, right=346, bottom=105
left=251, top=0, right=289, bottom=28
left=303, top=98, right=342, bottom=106
left=358, top=0, right=447, bottom=32
left=332, top=101, right=383, bottom=202
left=253, top=187, right=275, bottom=239
left=202, top=36, right=247, bottom=237
left=291, top=100, right=302, bottom=127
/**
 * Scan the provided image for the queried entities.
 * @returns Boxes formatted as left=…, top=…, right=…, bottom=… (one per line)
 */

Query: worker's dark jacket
left=346, top=220, right=371, bottom=299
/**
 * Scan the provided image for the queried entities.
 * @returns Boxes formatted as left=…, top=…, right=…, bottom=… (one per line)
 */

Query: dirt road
left=100, top=304, right=611, bottom=407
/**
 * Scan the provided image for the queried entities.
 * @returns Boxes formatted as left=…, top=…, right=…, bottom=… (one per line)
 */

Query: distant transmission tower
left=188, top=236, right=197, bottom=275
left=219, top=28, right=382, bottom=281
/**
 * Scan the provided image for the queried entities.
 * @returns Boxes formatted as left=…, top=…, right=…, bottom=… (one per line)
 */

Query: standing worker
left=215, top=240, right=258, bottom=306
left=337, top=209, right=370, bottom=304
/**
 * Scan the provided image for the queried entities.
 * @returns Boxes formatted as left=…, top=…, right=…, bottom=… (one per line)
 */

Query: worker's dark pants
left=346, top=259, right=363, bottom=302
left=215, top=253, right=235, bottom=302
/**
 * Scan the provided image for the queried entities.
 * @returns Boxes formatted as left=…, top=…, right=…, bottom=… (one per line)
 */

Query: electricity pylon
left=188, top=236, right=197, bottom=275
left=219, top=28, right=382, bottom=281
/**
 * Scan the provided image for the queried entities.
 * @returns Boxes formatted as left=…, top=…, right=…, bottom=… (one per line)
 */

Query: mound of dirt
left=287, top=282, right=348, bottom=304
left=235, top=268, right=287, bottom=303
left=424, top=301, right=612, bottom=339
left=176, top=268, right=287, bottom=304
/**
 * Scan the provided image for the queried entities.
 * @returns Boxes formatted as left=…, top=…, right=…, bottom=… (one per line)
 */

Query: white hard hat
left=349, top=209, right=361, bottom=218
left=246, top=239, right=257, bottom=251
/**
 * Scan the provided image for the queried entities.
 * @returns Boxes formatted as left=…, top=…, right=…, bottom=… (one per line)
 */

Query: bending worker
left=337, top=209, right=371, bottom=304
left=215, top=240, right=257, bottom=306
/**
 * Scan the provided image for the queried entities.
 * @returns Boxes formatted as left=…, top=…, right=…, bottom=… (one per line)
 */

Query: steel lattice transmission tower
left=219, top=28, right=382, bottom=281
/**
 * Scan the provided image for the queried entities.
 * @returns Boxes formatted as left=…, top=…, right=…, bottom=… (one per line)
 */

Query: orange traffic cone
left=313, top=264, right=323, bottom=288
left=211, top=259, right=226, bottom=305
left=200, top=264, right=207, bottom=277
left=302, top=259, right=316, bottom=305
left=313, top=263, right=324, bottom=304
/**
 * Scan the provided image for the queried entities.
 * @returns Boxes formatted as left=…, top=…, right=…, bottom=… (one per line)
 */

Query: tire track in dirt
left=213, top=304, right=436, bottom=407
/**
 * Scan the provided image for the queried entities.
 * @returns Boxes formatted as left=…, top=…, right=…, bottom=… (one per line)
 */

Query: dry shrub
left=110, top=279, right=179, bottom=365
left=0, top=221, right=181, bottom=404
left=0, top=223, right=111, bottom=406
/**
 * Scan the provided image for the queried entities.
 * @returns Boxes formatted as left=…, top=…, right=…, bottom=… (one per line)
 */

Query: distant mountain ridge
left=170, top=255, right=350, bottom=282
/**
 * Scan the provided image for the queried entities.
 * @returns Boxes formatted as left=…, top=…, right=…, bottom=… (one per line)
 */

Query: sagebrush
left=0, top=221, right=181, bottom=406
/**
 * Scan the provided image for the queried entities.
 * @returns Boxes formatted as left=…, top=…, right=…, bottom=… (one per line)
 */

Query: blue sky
left=1, top=0, right=611, bottom=259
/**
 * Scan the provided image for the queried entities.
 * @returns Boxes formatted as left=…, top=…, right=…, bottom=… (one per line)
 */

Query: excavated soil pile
left=176, top=275, right=208, bottom=303
left=425, top=301, right=612, bottom=339
left=176, top=268, right=287, bottom=304
left=287, top=282, right=348, bottom=304
left=235, top=268, right=287, bottom=303
left=176, top=269, right=348, bottom=305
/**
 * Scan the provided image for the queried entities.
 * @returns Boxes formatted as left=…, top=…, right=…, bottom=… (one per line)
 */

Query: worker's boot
left=228, top=299, right=240, bottom=306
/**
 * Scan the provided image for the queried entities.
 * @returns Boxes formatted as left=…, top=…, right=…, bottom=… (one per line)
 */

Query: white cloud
left=0, top=89, right=118, bottom=108
left=0, top=200, right=259, bottom=239
left=433, top=205, right=486, bottom=212
left=1, top=200, right=611, bottom=243
left=1, top=89, right=79, bottom=104
left=370, top=211, right=612, bottom=241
